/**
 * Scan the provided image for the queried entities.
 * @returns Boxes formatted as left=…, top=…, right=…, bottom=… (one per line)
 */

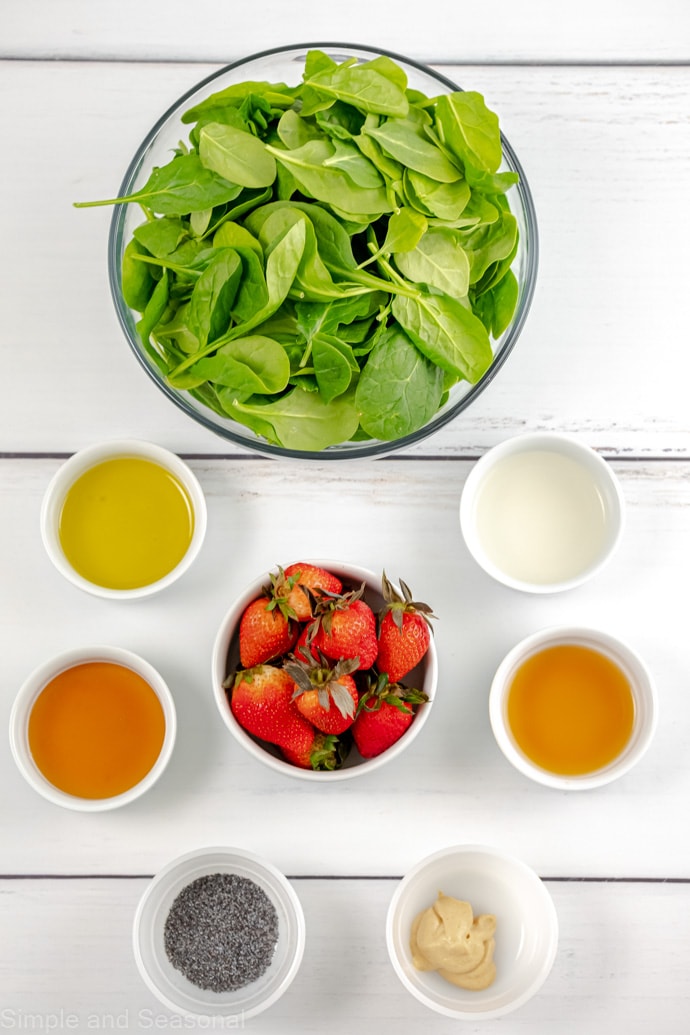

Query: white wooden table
left=2, top=3, right=689, bottom=1031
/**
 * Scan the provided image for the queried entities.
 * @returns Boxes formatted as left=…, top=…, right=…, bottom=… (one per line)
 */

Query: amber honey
left=28, top=661, right=166, bottom=798
left=506, top=644, right=635, bottom=776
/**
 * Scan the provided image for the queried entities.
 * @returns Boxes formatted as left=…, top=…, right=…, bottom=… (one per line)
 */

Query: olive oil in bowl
left=40, top=440, right=207, bottom=598
left=58, top=456, right=194, bottom=590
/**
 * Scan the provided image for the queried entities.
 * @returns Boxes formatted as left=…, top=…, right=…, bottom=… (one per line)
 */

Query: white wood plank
left=2, top=0, right=689, bottom=63
left=2, top=458, right=688, bottom=877
left=1, top=61, right=688, bottom=458
left=1, top=877, right=689, bottom=1033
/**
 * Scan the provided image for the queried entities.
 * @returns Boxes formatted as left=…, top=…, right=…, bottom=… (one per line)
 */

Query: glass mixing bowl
left=108, top=43, right=538, bottom=459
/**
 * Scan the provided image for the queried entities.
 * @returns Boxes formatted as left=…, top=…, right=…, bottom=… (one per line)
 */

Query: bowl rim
left=385, top=842, right=559, bottom=1020
left=132, top=845, right=306, bottom=1019
left=488, top=624, right=658, bottom=790
left=210, top=559, right=438, bottom=780
left=8, top=644, right=177, bottom=811
left=40, top=438, right=207, bottom=599
left=107, top=41, right=539, bottom=460
left=459, top=430, right=626, bottom=593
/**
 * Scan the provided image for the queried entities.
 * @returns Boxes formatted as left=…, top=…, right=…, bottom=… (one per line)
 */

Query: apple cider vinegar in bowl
left=505, top=643, right=635, bottom=776
left=489, top=627, right=657, bottom=790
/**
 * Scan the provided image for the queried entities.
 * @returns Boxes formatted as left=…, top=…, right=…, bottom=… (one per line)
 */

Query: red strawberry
left=286, top=649, right=359, bottom=735
left=352, top=674, right=429, bottom=759
left=279, top=725, right=343, bottom=770
left=310, top=584, right=378, bottom=670
left=229, top=664, right=302, bottom=741
left=282, top=562, right=343, bottom=620
left=293, top=624, right=313, bottom=663
left=238, top=581, right=298, bottom=668
left=376, top=573, right=435, bottom=684
left=227, top=664, right=340, bottom=770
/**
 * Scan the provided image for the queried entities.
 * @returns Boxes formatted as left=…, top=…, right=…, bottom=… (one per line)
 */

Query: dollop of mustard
left=410, top=892, right=496, bottom=990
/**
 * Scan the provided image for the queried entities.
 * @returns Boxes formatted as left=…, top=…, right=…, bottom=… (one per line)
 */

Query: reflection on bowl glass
left=105, top=43, right=538, bottom=459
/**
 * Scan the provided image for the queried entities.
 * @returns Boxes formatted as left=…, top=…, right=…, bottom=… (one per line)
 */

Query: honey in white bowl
left=28, top=661, right=166, bottom=799
left=506, top=643, right=635, bottom=776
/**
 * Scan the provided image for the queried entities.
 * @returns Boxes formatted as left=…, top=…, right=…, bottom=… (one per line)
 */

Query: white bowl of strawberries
left=211, top=561, right=438, bottom=780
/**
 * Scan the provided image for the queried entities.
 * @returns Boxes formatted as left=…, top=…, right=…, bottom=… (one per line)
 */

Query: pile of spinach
left=77, top=50, right=521, bottom=451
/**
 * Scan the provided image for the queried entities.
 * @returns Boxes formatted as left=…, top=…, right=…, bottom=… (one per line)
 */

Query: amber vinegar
left=506, top=644, right=635, bottom=776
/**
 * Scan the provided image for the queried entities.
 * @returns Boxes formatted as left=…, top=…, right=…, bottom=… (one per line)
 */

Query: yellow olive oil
left=58, top=457, right=194, bottom=589
left=506, top=644, right=635, bottom=775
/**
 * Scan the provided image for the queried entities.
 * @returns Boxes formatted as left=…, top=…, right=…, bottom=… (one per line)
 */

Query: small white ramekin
left=459, top=431, right=625, bottom=593
left=489, top=626, right=657, bottom=790
left=133, top=846, right=306, bottom=1020
left=386, top=844, right=559, bottom=1020
left=40, top=438, right=207, bottom=599
left=9, top=644, right=177, bottom=811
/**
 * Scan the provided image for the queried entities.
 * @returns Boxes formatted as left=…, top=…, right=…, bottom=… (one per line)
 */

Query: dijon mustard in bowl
left=386, top=844, right=558, bottom=1020
left=40, top=438, right=207, bottom=599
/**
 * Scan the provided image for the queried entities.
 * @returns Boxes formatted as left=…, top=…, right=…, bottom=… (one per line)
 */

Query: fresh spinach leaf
left=363, top=208, right=427, bottom=265
left=76, top=153, right=243, bottom=214
left=435, top=91, right=503, bottom=173
left=199, top=122, right=277, bottom=188
left=355, top=326, right=444, bottom=439
left=394, top=226, right=470, bottom=298
left=133, top=217, right=188, bottom=258
left=181, top=80, right=295, bottom=124
left=187, top=248, right=242, bottom=346
left=231, top=385, right=360, bottom=450
left=312, top=333, right=356, bottom=402
left=183, top=335, right=290, bottom=396
left=391, top=289, right=493, bottom=383
left=405, top=170, right=471, bottom=221
left=135, top=273, right=170, bottom=372
left=266, top=139, right=392, bottom=216
left=304, top=63, right=409, bottom=117
left=365, top=118, right=461, bottom=182
left=121, top=238, right=156, bottom=312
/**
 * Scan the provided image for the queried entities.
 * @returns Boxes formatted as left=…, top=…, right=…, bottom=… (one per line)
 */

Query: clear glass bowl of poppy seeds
left=133, top=847, right=306, bottom=1019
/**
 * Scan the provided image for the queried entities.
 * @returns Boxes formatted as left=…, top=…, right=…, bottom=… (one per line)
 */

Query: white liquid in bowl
left=473, top=450, right=609, bottom=585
